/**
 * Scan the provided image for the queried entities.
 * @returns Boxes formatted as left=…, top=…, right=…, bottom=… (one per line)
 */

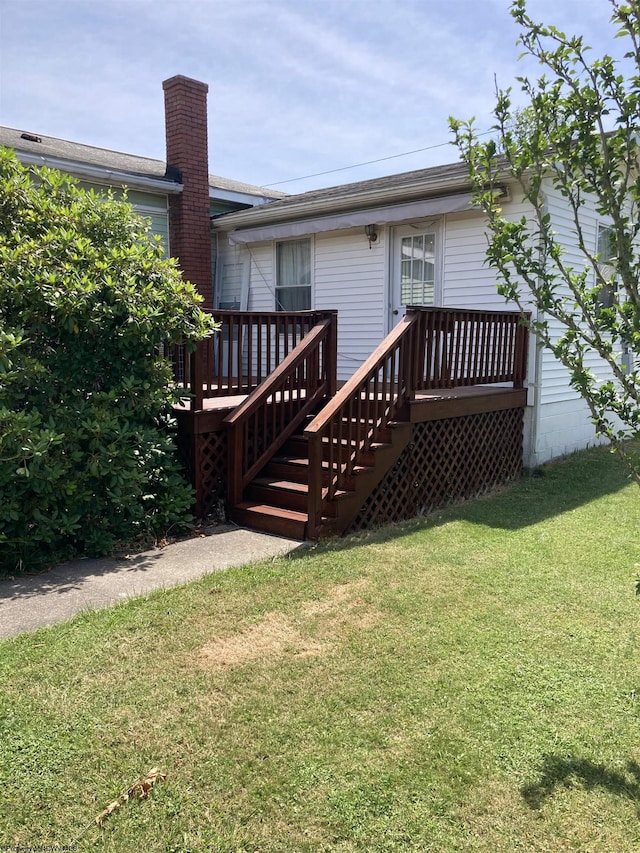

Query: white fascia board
left=15, top=151, right=183, bottom=194
left=225, top=192, right=476, bottom=245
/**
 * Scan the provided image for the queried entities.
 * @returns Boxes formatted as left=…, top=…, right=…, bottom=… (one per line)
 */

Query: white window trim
left=273, top=236, right=314, bottom=311
left=388, top=220, right=442, bottom=331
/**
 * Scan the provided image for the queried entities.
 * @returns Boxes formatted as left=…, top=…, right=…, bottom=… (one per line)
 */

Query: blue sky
left=0, top=0, right=625, bottom=193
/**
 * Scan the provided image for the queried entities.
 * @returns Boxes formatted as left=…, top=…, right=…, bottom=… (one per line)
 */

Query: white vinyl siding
left=537, top=181, right=614, bottom=405
left=314, top=230, right=387, bottom=379
left=442, top=190, right=534, bottom=310
left=525, top=181, right=613, bottom=462
left=246, top=243, right=275, bottom=312
left=218, top=263, right=243, bottom=309
left=138, top=208, right=169, bottom=256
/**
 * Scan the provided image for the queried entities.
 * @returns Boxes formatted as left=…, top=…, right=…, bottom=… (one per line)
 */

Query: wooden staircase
left=176, top=306, right=529, bottom=540
left=227, top=311, right=425, bottom=540
left=231, top=413, right=412, bottom=539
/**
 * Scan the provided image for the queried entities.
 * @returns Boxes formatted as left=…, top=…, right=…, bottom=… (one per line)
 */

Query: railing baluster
left=180, top=311, right=333, bottom=399
left=470, top=315, right=479, bottom=384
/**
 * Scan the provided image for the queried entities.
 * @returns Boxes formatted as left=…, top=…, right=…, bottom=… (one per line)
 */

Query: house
left=211, top=160, right=618, bottom=471
left=0, top=75, right=613, bottom=539
left=0, top=75, right=285, bottom=310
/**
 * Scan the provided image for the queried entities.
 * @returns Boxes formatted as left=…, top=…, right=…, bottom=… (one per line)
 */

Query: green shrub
left=0, top=149, right=216, bottom=572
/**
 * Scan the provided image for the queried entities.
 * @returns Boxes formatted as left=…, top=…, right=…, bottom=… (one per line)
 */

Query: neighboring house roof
left=0, top=125, right=285, bottom=203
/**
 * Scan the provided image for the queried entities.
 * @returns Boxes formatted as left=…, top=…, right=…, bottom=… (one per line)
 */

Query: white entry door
left=390, top=224, right=440, bottom=328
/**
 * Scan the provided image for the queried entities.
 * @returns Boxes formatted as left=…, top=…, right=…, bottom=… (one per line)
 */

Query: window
left=596, top=224, right=616, bottom=309
left=140, top=210, right=169, bottom=257
left=276, top=239, right=311, bottom=310
left=400, top=233, right=436, bottom=306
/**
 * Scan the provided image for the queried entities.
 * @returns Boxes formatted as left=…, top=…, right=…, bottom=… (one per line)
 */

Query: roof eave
left=212, top=172, right=474, bottom=232
left=15, top=151, right=183, bottom=195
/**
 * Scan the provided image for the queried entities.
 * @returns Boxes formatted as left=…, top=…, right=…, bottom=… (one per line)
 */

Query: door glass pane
left=399, top=232, right=435, bottom=307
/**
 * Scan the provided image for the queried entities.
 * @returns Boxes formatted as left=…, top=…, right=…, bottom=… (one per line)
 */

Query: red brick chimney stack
left=162, top=75, right=213, bottom=308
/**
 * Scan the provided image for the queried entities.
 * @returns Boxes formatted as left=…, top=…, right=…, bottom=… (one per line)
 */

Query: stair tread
left=253, top=477, right=308, bottom=492
left=250, top=477, right=352, bottom=502
left=235, top=501, right=307, bottom=521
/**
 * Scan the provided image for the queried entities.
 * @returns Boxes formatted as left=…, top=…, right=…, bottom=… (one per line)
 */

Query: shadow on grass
left=287, top=445, right=634, bottom=560
left=439, top=443, right=632, bottom=531
left=522, top=754, right=640, bottom=815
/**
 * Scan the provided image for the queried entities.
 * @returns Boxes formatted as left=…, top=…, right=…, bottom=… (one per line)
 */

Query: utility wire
left=262, top=129, right=495, bottom=188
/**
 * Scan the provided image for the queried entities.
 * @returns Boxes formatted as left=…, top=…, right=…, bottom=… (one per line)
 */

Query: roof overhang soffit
left=224, top=192, right=477, bottom=245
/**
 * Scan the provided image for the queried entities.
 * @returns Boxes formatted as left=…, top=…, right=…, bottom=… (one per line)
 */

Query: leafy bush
left=0, top=149, right=215, bottom=572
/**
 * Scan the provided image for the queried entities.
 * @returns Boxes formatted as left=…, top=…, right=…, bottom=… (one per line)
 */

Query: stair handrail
left=224, top=313, right=337, bottom=508
left=304, top=311, right=424, bottom=534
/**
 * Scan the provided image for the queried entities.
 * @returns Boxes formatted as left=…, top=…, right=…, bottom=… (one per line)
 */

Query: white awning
left=226, top=192, right=475, bottom=245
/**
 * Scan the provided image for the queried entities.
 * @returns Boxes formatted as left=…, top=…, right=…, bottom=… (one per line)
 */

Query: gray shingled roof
left=249, top=161, right=470, bottom=210
left=213, top=159, right=474, bottom=228
left=0, top=126, right=286, bottom=199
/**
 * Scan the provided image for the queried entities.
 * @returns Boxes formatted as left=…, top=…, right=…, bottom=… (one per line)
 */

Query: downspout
left=524, top=308, right=544, bottom=468
left=385, top=224, right=393, bottom=334
left=523, top=190, right=547, bottom=469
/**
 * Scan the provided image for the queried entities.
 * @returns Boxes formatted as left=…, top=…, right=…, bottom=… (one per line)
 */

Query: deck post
left=191, top=345, right=204, bottom=411
left=227, top=421, right=244, bottom=508
left=327, top=310, right=338, bottom=398
left=513, top=316, right=529, bottom=388
left=306, top=432, right=323, bottom=538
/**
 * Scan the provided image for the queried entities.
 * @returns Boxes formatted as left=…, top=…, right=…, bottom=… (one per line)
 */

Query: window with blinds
left=400, top=233, right=436, bottom=306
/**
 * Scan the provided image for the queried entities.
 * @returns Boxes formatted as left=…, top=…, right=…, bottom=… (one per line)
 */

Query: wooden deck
left=171, top=307, right=529, bottom=537
left=410, top=385, right=527, bottom=421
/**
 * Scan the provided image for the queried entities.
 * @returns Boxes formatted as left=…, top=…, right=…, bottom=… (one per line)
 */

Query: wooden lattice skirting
left=176, top=416, right=279, bottom=518
left=175, top=414, right=228, bottom=518
left=347, top=407, right=525, bottom=534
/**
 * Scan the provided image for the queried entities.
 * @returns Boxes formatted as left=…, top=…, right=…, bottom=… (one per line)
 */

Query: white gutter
left=16, top=151, right=184, bottom=194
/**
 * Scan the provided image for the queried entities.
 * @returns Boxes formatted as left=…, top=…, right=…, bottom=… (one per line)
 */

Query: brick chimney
left=162, top=75, right=213, bottom=308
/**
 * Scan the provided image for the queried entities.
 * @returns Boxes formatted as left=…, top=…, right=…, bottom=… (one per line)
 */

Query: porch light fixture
left=491, top=186, right=511, bottom=203
left=364, top=224, right=378, bottom=248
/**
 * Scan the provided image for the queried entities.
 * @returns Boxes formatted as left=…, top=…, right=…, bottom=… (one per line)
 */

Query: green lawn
left=1, top=446, right=639, bottom=852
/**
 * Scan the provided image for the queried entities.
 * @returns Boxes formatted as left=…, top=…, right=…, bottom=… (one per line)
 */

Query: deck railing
left=416, top=306, right=529, bottom=389
left=168, top=310, right=337, bottom=410
left=304, top=307, right=528, bottom=534
left=225, top=313, right=337, bottom=507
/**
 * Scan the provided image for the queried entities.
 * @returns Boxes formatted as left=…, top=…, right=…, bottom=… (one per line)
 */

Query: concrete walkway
left=0, top=526, right=302, bottom=639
